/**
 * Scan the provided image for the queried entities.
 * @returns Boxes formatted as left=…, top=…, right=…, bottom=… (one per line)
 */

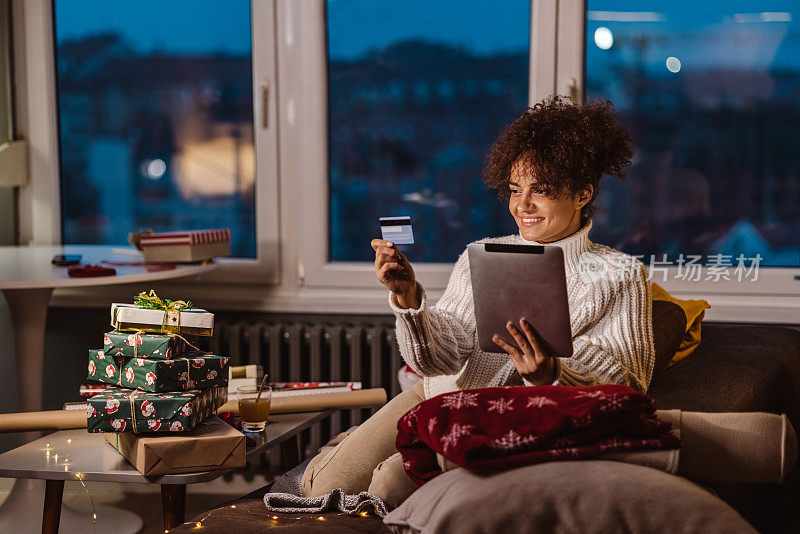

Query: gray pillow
left=383, top=460, right=756, bottom=534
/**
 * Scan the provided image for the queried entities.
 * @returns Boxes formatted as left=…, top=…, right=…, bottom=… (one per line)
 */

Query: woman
left=302, top=96, right=653, bottom=498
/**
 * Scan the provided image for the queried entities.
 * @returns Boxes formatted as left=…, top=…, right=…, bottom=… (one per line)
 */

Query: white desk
left=0, top=244, right=216, bottom=534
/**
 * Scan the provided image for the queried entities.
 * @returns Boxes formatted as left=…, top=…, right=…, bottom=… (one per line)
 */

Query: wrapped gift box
left=103, top=330, right=190, bottom=360
left=139, top=229, right=231, bottom=263
left=87, top=385, right=227, bottom=434
left=88, top=350, right=229, bottom=393
left=104, top=416, right=245, bottom=476
left=111, top=303, right=214, bottom=336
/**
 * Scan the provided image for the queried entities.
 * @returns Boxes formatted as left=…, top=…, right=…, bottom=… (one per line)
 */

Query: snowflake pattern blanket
left=396, top=385, right=681, bottom=486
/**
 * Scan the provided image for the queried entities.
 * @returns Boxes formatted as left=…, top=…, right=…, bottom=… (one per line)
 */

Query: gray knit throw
left=263, top=488, right=389, bottom=518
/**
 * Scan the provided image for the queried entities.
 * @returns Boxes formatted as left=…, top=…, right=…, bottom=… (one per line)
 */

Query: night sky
left=54, top=0, right=798, bottom=69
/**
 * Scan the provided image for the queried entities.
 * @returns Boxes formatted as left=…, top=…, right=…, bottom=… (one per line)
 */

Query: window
left=585, top=1, right=799, bottom=268
left=14, top=0, right=799, bottom=320
left=326, top=0, right=530, bottom=263
left=53, top=1, right=256, bottom=257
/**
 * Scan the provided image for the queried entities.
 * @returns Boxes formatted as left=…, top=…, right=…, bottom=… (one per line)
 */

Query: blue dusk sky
left=53, top=0, right=798, bottom=68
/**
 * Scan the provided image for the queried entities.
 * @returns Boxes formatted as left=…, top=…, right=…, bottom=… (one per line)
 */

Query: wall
left=0, top=0, right=17, bottom=455
left=0, top=0, right=14, bottom=245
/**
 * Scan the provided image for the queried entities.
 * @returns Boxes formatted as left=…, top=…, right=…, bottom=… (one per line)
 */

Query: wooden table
left=0, top=411, right=333, bottom=533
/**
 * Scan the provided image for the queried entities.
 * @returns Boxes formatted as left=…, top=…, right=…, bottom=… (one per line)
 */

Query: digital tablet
left=468, top=243, right=573, bottom=357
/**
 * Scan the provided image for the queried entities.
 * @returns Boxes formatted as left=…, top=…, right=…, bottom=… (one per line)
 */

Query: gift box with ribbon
left=103, top=330, right=190, bottom=360
left=86, top=385, right=227, bottom=433
left=111, top=291, right=214, bottom=336
left=104, top=416, right=245, bottom=476
left=87, top=350, right=229, bottom=393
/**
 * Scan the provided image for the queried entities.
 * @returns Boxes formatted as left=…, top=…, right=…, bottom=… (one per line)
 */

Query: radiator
left=209, top=317, right=403, bottom=463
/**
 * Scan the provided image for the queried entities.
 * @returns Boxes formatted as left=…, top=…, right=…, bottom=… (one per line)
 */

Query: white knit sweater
left=389, top=219, right=655, bottom=400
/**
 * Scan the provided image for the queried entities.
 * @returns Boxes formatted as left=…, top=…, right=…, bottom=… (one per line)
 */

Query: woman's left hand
left=493, top=317, right=556, bottom=385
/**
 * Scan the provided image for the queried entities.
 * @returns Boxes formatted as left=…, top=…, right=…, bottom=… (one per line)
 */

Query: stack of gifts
left=85, top=291, right=245, bottom=476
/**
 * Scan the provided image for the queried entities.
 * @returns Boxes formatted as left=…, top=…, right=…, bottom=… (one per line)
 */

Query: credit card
left=380, top=216, right=414, bottom=245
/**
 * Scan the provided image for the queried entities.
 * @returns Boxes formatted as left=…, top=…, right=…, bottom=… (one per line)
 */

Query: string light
left=70, top=469, right=98, bottom=533
left=178, top=511, right=213, bottom=530
left=40, top=441, right=97, bottom=531
left=317, top=516, right=326, bottom=521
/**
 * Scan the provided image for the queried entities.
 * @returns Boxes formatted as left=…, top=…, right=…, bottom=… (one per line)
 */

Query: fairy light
left=317, top=516, right=326, bottom=521
left=180, top=511, right=213, bottom=530
left=67, top=438, right=72, bottom=444
left=230, top=505, right=236, bottom=509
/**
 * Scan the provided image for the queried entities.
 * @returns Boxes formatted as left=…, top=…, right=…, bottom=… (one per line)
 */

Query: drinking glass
left=237, top=385, right=271, bottom=432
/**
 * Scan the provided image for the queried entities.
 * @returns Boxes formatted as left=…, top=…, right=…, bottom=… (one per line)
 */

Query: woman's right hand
left=371, top=239, right=420, bottom=309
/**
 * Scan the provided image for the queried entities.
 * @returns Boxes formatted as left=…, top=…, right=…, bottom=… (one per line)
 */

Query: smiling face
left=508, top=158, right=593, bottom=243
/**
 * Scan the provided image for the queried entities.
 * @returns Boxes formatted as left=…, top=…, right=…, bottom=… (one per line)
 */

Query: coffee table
left=0, top=410, right=332, bottom=533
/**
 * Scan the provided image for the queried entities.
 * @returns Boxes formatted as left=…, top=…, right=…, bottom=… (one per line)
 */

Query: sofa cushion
left=651, top=282, right=710, bottom=367
left=650, top=299, right=687, bottom=381
left=383, top=460, right=756, bottom=534
left=648, top=324, right=800, bottom=415
left=647, top=323, right=800, bottom=532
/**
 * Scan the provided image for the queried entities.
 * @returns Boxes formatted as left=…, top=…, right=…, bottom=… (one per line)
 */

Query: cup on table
left=237, top=385, right=272, bottom=432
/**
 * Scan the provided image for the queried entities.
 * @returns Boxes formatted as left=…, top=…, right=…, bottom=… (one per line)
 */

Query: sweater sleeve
left=389, top=250, right=476, bottom=377
left=553, top=261, right=655, bottom=393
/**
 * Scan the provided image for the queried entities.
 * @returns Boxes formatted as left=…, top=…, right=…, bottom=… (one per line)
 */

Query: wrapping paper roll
left=216, top=387, right=387, bottom=415
left=0, top=388, right=387, bottom=433
left=0, top=410, right=86, bottom=433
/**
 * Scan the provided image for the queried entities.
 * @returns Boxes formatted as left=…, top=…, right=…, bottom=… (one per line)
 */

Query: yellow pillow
left=651, top=282, right=711, bottom=366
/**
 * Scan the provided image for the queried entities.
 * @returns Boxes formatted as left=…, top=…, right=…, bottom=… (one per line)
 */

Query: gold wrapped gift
left=104, top=416, right=244, bottom=476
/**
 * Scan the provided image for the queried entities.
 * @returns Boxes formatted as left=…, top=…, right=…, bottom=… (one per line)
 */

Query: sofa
left=172, top=307, right=800, bottom=533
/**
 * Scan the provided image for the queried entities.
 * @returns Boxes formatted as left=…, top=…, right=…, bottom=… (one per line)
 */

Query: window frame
left=283, top=0, right=539, bottom=291
left=11, top=0, right=281, bottom=285
left=10, top=0, right=800, bottom=322
left=555, top=0, right=800, bottom=322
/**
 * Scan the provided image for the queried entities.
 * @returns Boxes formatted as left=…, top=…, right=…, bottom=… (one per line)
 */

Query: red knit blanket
left=396, top=385, right=681, bottom=486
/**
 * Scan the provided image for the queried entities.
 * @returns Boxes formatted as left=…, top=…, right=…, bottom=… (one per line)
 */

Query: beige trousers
left=301, top=380, right=425, bottom=498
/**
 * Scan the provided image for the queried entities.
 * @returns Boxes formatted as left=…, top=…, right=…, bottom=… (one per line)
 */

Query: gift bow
left=133, top=290, right=192, bottom=312
left=133, top=290, right=193, bottom=333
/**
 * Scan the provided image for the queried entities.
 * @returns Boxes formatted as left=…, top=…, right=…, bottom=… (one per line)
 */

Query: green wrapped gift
left=88, top=350, right=229, bottom=393
left=86, top=385, right=227, bottom=434
left=103, top=330, right=190, bottom=360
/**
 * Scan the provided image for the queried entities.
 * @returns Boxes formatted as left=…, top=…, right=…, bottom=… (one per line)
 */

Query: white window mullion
left=555, top=0, right=586, bottom=103
left=530, top=0, right=558, bottom=103
left=13, top=0, right=61, bottom=245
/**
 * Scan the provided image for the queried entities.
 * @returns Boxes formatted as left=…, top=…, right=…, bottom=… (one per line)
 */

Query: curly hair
left=482, top=95, right=634, bottom=218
